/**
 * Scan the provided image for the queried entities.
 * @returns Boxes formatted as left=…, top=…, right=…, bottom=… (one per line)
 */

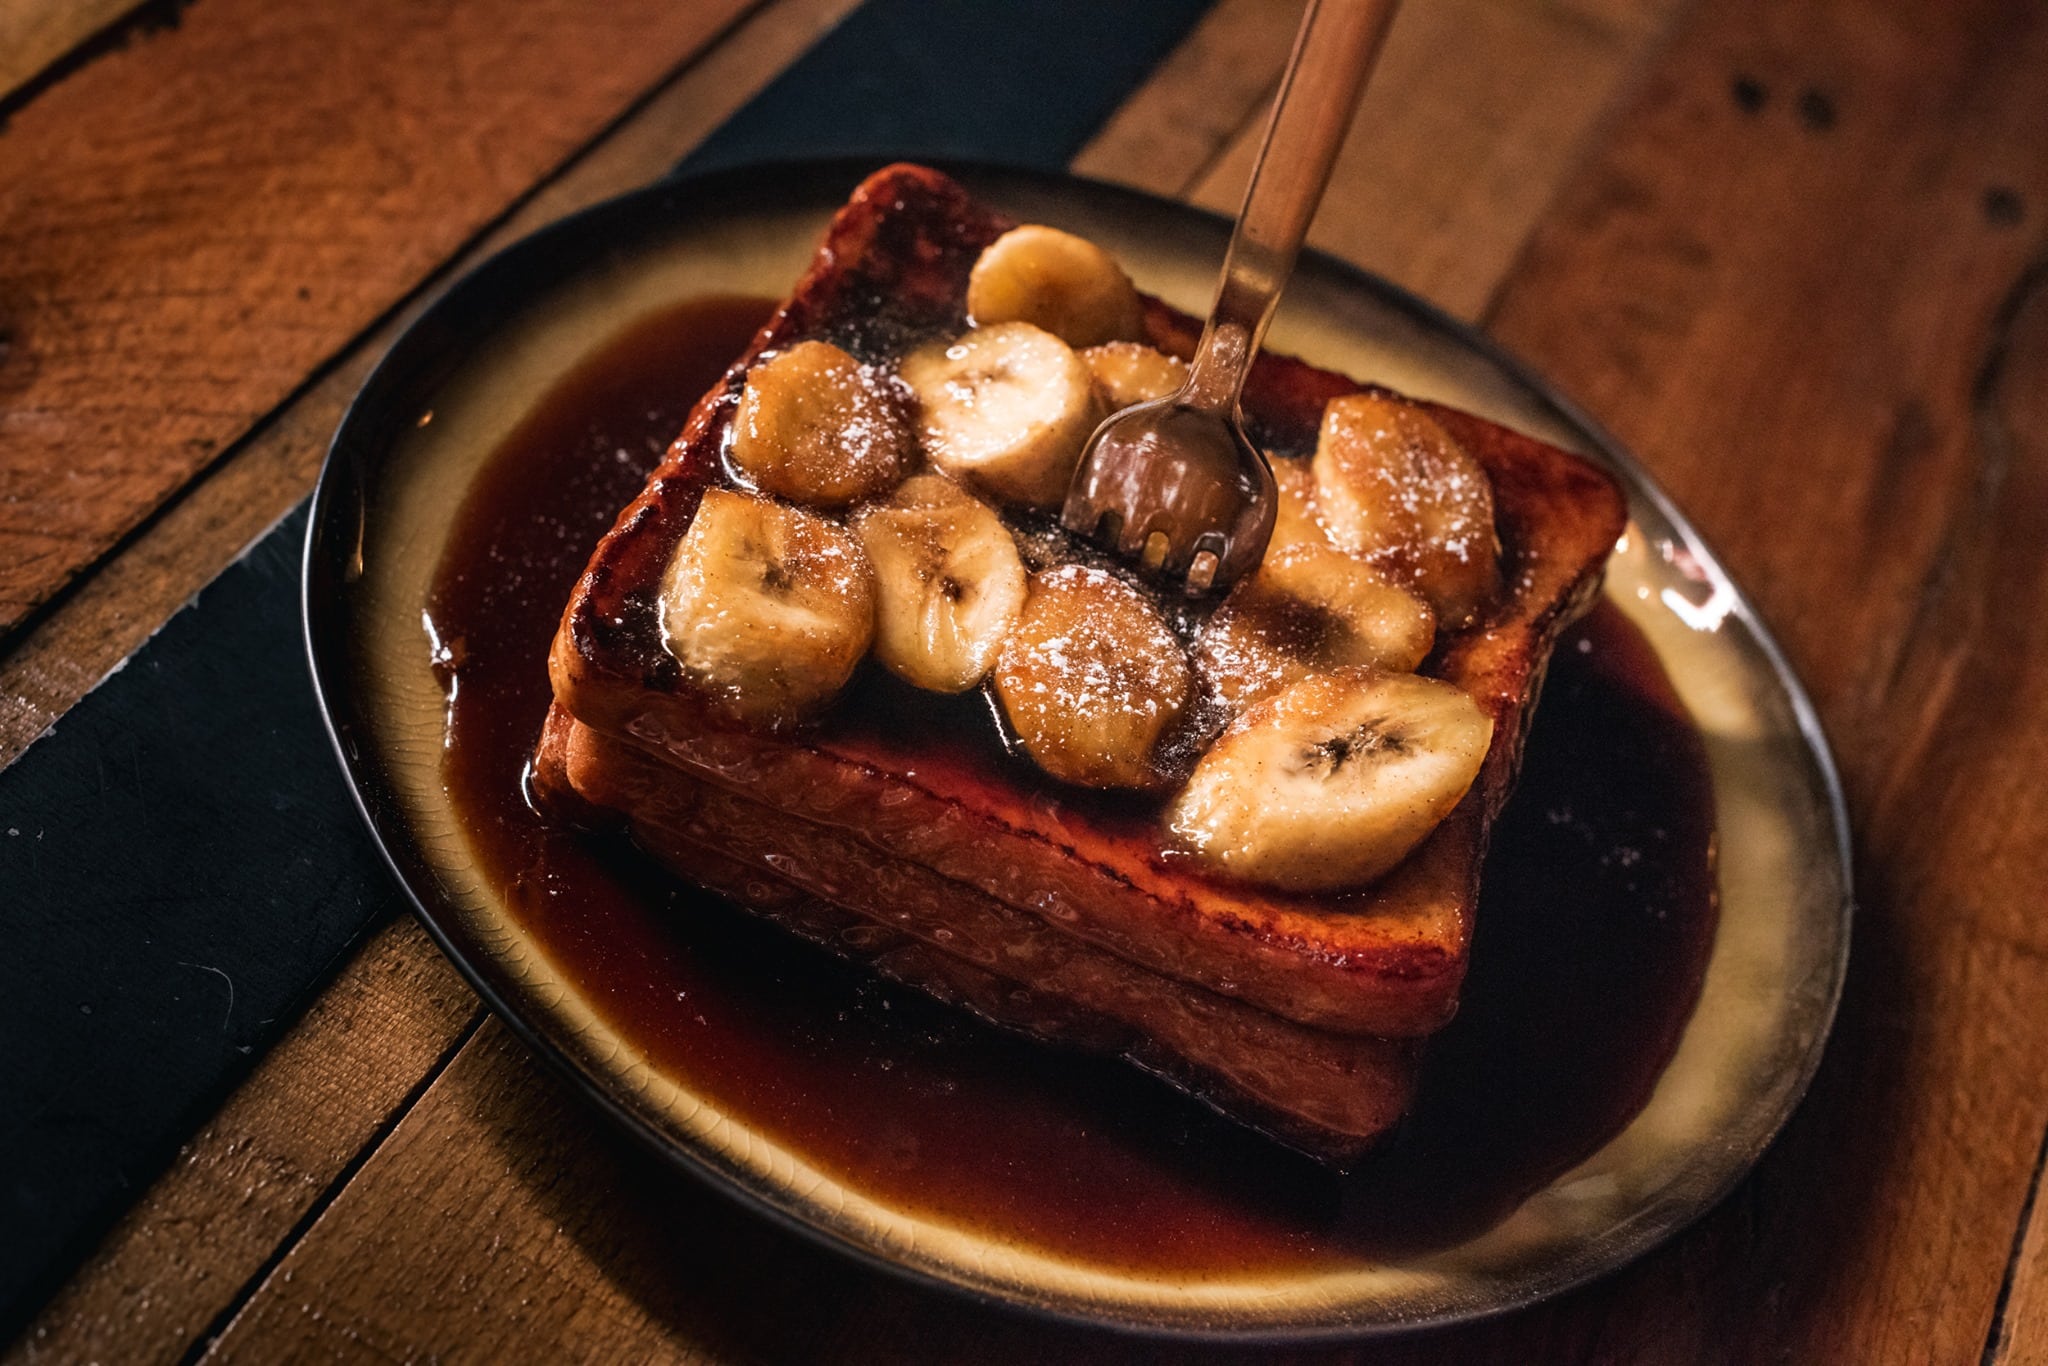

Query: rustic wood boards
left=0, top=0, right=757, bottom=631
left=0, top=0, right=137, bottom=107
left=1485, top=0, right=2048, bottom=1359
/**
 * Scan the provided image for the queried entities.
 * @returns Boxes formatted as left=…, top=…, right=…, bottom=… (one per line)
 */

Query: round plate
left=305, top=160, right=1851, bottom=1341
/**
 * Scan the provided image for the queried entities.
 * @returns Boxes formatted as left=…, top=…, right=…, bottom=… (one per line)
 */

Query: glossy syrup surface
left=425, top=295, right=1721, bottom=1274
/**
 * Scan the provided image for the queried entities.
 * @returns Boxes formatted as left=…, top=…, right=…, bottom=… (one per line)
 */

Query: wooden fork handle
left=1182, top=0, right=1398, bottom=414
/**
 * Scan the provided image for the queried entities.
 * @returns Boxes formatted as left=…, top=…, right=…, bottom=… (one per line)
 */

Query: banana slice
left=1168, top=669, right=1493, bottom=892
left=966, top=225, right=1145, bottom=348
left=853, top=475, right=1028, bottom=693
left=1080, top=342, right=1188, bottom=410
left=730, top=340, right=912, bottom=507
left=993, top=566, right=1191, bottom=789
left=1312, top=393, right=1499, bottom=630
left=659, top=488, right=875, bottom=727
left=899, top=322, right=1099, bottom=509
left=1192, top=543, right=1436, bottom=711
left=1268, top=454, right=1328, bottom=556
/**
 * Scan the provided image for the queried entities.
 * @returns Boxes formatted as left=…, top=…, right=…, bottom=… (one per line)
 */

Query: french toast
left=534, top=164, right=1627, bottom=1161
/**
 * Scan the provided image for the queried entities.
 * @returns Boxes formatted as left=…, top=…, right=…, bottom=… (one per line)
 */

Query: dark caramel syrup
left=424, top=295, right=1720, bottom=1274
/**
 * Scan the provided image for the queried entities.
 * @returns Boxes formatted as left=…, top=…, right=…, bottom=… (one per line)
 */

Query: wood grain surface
left=2004, top=1167, right=2048, bottom=1366
left=0, top=0, right=141, bottom=107
left=1481, top=0, right=2048, bottom=1359
left=7, top=0, right=2048, bottom=1360
left=0, top=0, right=759, bottom=634
left=1184, top=0, right=1687, bottom=317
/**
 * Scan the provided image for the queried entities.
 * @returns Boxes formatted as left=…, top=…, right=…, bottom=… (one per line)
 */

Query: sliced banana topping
left=659, top=488, right=875, bottom=728
left=993, top=565, right=1191, bottom=790
left=967, top=225, right=1145, bottom=348
left=1193, top=543, right=1437, bottom=712
left=854, top=475, right=1028, bottom=693
left=899, top=322, right=1100, bottom=509
left=1268, top=454, right=1328, bottom=556
left=1079, top=341, right=1189, bottom=410
left=660, top=221, right=1503, bottom=894
left=1169, top=669, right=1493, bottom=893
left=730, top=340, right=913, bottom=507
left=1312, top=393, right=1500, bottom=630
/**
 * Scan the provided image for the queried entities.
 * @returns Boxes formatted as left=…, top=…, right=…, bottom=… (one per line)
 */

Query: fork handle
left=1181, top=0, right=1397, bottom=415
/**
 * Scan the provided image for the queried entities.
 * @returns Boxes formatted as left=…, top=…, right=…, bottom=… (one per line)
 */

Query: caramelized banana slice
left=1079, top=342, right=1188, bottom=409
left=730, top=340, right=913, bottom=506
left=854, top=475, right=1028, bottom=693
left=1192, top=544, right=1436, bottom=711
left=659, top=488, right=875, bottom=727
left=967, top=225, right=1145, bottom=347
left=1312, top=393, right=1499, bottom=629
left=1268, top=454, right=1328, bottom=556
left=899, top=323, right=1099, bottom=509
left=993, top=566, right=1191, bottom=789
left=1169, top=669, right=1493, bottom=892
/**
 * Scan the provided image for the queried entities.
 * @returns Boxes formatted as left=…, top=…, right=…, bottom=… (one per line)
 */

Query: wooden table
left=4, top=0, right=2045, bottom=1360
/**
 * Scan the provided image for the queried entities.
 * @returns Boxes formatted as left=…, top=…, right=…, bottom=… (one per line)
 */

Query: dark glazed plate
left=304, top=160, right=1852, bottom=1340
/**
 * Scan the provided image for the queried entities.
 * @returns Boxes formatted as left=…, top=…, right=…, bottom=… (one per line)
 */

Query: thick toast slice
left=534, top=704, right=1420, bottom=1164
left=544, top=164, right=1627, bottom=1048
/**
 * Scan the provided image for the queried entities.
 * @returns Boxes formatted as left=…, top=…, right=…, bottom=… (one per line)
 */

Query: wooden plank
left=195, top=1020, right=1210, bottom=1365
left=1, top=0, right=862, bottom=1355
left=0, top=0, right=862, bottom=771
left=1975, top=250, right=2048, bottom=1366
left=2002, top=1143, right=2048, bottom=1365
left=0, top=0, right=141, bottom=106
left=2, top=919, right=478, bottom=1366
left=1068, top=0, right=1303, bottom=197
left=198, top=1022, right=819, bottom=1364
left=185, top=5, right=1683, bottom=1361
left=0, top=0, right=764, bottom=635
left=1185, top=0, right=1688, bottom=319
left=1446, top=0, right=2048, bottom=1360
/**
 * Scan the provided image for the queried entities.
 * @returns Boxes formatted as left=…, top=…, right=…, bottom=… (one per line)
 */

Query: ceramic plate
left=305, top=161, right=1851, bottom=1340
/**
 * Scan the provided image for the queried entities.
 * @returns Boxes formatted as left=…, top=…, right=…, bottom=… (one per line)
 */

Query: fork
left=1061, top=0, right=1399, bottom=594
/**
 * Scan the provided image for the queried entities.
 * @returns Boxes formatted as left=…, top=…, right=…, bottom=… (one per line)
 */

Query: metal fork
left=1061, top=0, right=1399, bottom=594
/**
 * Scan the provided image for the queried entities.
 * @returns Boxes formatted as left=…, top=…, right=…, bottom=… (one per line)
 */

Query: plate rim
left=302, top=155, right=1854, bottom=1344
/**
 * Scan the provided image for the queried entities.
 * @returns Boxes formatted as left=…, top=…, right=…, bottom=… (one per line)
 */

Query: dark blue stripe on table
left=680, top=0, right=1215, bottom=175
left=0, top=0, right=1218, bottom=1337
left=0, top=507, right=398, bottom=1325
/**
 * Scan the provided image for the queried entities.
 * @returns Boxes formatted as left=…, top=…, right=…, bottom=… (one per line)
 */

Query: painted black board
left=680, top=0, right=1216, bottom=176
left=0, top=505, right=401, bottom=1328
left=0, top=0, right=1217, bottom=1337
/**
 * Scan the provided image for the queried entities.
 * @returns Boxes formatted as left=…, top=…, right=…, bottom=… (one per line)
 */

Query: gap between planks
left=1478, top=0, right=2048, bottom=1360
left=0, top=0, right=143, bottom=111
left=1987, top=1121, right=2048, bottom=1365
